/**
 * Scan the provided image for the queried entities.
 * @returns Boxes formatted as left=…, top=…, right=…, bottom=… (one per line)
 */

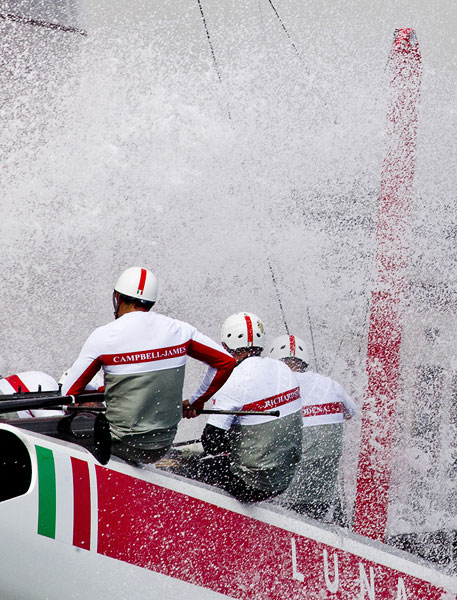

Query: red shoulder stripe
left=187, top=340, right=235, bottom=407
left=66, top=359, right=102, bottom=396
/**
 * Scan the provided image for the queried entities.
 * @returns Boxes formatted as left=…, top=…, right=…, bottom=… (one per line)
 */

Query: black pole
left=0, top=392, right=104, bottom=414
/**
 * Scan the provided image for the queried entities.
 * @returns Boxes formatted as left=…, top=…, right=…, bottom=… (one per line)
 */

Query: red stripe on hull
left=71, top=457, right=91, bottom=550
left=95, top=467, right=447, bottom=599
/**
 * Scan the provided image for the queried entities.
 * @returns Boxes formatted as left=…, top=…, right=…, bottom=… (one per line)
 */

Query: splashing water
left=2, top=0, right=457, bottom=551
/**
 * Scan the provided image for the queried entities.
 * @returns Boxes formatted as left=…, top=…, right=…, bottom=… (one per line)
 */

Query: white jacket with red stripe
left=296, top=371, right=357, bottom=427
left=62, top=311, right=235, bottom=449
left=208, top=356, right=303, bottom=493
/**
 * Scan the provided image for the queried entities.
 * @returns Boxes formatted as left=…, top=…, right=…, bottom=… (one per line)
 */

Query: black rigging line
left=0, top=12, right=87, bottom=36
left=264, top=0, right=300, bottom=58
left=196, top=0, right=223, bottom=83
left=268, top=258, right=290, bottom=335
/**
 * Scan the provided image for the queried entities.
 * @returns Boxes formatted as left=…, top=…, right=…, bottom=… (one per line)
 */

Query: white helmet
left=221, top=312, right=265, bottom=351
left=268, top=334, right=310, bottom=366
left=114, top=267, right=158, bottom=303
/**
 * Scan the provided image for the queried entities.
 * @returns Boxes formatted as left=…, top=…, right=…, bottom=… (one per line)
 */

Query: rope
left=0, top=12, right=87, bottom=36
left=268, top=258, right=289, bottom=335
left=264, top=0, right=300, bottom=58
left=196, top=0, right=223, bottom=83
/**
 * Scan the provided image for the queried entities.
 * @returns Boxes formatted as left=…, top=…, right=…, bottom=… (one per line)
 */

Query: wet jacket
left=207, top=356, right=302, bottom=493
left=62, top=311, right=235, bottom=450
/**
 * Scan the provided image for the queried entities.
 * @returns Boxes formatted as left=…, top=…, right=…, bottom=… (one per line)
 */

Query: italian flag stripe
left=36, top=445, right=56, bottom=539
left=71, top=457, right=91, bottom=549
left=35, top=446, right=92, bottom=549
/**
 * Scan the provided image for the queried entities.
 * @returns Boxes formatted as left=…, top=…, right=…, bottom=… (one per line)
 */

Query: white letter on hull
left=323, top=549, right=339, bottom=593
left=396, top=578, right=408, bottom=600
left=359, top=563, right=375, bottom=600
left=291, top=537, right=305, bottom=582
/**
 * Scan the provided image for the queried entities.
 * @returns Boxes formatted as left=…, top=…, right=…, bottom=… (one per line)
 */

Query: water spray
left=267, top=258, right=290, bottom=335
left=264, top=0, right=301, bottom=59
left=195, top=0, right=231, bottom=120
left=0, top=12, right=87, bottom=36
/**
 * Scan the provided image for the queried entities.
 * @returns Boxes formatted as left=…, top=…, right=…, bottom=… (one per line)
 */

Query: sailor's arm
left=334, top=381, right=357, bottom=420
left=186, top=330, right=236, bottom=410
left=61, top=331, right=103, bottom=396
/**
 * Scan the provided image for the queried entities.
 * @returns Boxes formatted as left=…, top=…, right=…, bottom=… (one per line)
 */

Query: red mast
left=353, top=29, right=422, bottom=540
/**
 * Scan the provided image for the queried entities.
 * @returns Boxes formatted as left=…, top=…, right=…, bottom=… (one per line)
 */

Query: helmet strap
left=112, top=291, right=121, bottom=319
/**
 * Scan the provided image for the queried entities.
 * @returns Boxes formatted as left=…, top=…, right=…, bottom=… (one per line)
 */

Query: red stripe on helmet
left=5, top=374, right=30, bottom=393
left=289, top=335, right=296, bottom=357
left=137, top=268, right=147, bottom=296
left=244, top=315, right=253, bottom=346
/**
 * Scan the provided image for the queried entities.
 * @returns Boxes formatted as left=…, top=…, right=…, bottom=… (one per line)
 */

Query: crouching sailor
left=0, top=371, right=64, bottom=418
left=268, top=334, right=357, bottom=524
left=61, top=267, right=235, bottom=465
left=189, top=312, right=302, bottom=502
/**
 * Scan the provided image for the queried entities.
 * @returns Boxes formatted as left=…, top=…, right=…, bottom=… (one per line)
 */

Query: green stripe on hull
left=35, top=446, right=56, bottom=538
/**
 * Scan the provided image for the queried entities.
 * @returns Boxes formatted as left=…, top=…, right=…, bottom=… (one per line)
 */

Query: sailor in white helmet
left=61, top=267, right=235, bottom=465
left=268, top=334, right=357, bottom=523
left=195, top=312, right=303, bottom=502
left=0, top=371, right=64, bottom=419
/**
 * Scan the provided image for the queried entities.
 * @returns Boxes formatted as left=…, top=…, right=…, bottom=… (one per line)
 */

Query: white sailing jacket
left=295, top=371, right=357, bottom=427
left=208, top=356, right=303, bottom=492
left=62, top=311, right=235, bottom=448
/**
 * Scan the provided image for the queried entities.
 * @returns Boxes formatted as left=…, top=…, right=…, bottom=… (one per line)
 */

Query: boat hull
left=0, top=424, right=455, bottom=599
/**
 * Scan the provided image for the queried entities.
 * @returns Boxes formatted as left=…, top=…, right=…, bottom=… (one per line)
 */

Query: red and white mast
left=353, top=29, right=422, bottom=540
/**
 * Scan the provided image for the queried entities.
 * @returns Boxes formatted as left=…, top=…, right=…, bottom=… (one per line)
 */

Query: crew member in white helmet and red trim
left=61, top=267, right=235, bottom=464
left=194, top=312, right=302, bottom=502
left=268, top=334, right=357, bottom=523
left=0, top=371, right=64, bottom=419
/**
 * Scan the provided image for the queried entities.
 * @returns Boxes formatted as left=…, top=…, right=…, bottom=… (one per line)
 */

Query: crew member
left=61, top=267, right=235, bottom=464
left=0, top=371, right=64, bottom=418
left=268, top=334, right=357, bottom=524
left=192, top=312, right=302, bottom=502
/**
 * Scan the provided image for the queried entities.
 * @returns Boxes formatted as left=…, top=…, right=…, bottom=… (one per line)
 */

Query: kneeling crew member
left=198, top=312, right=303, bottom=502
left=62, top=267, right=235, bottom=465
left=0, top=371, right=64, bottom=418
left=268, top=334, right=357, bottom=523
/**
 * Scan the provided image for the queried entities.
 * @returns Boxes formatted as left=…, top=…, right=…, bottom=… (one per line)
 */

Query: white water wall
left=2, top=0, right=457, bottom=540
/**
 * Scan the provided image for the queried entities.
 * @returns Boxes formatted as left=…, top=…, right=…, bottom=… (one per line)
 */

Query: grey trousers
left=111, top=439, right=169, bottom=465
